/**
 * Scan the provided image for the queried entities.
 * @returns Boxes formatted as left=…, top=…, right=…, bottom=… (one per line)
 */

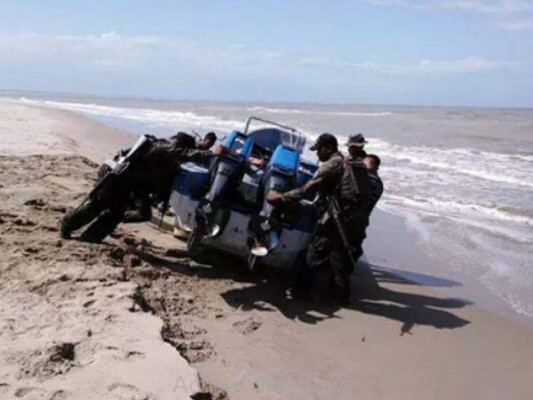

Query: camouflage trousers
left=293, top=217, right=365, bottom=303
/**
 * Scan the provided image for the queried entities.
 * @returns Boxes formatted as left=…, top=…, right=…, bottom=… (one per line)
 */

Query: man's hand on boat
left=266, top=190, right=283, bottom=203
left=212, top=144, right=227, bottom=156
left=249, top=156, right=266, bottom=168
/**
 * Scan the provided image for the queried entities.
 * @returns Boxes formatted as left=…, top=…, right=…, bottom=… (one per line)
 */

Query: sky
left=0, top=0, right=532, bottom=107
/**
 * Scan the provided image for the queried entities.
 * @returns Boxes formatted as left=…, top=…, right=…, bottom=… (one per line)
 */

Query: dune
left=1, top=99, right=532, bottom=400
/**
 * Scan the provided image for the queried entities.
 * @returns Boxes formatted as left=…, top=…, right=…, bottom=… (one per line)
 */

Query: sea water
left=5, top=91, right=533, bottom=325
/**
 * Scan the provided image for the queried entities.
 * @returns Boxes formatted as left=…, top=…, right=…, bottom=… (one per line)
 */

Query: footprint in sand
left=0, top=383, right=9, bottom=396
left=125, top=351, right=145, bottom=360
left=14, top=386, right=47, bottom=398
left=232, top=317, right=262, bottom=335
left=23, top=199, right=46, bottom=208
left=50, top=390, right=68, bottom=400
left=12, top=218, right=37, bottom=227
left=102, top=346, right=146, bottom=361
left=107, top=383, right=151, bottom=400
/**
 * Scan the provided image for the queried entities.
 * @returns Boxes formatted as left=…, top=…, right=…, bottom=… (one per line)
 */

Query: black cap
left=309, top=133, right=338, bottom=151
left=346, top=133, right=368, bottom=147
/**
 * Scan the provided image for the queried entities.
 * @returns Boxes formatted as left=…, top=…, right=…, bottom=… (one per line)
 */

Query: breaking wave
left=18, top=98, right=242, bottom=132
left=367, top=138, right=533, bottom=189
left=383, top=194, right=533, bottom=228
left=248, top=106, right=392, bottom=117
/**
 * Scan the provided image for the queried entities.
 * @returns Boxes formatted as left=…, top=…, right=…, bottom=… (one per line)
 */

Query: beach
left=9, top=93, right=533, bottom=325
left=1, top=99, right=533, bottom=399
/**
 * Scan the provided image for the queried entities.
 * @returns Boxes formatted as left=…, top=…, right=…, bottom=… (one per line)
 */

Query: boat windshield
left=249, top=128, right=306, bottom=153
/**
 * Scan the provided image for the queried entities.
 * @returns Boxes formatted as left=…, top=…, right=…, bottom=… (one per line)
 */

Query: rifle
left=326, top=196, right=359, bottom=272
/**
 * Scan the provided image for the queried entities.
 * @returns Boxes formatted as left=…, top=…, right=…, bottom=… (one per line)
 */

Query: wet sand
left=1, top=100, right=532, bottom=400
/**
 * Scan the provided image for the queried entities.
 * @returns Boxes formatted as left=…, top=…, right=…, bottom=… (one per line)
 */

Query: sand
left=0, top=102, right=203, bottom=400
left=1, top=99, right=533, bottom=400
left=0, top=101, right=134, bottom=161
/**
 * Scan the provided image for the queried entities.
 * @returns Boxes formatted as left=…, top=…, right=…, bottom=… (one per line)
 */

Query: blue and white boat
left=169, top=117, right=319, bottom=271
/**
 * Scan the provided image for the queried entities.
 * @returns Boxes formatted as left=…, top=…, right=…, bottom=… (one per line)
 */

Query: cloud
left=0, top=32, right=527, bottom=105
left=297, top=56, right=331, bottom=66
left=0, top=32, right=189, bottom=62
left=0, top=32, right=522, bottom=75
left=365, top=0, right=533, bottom=14
left=0, top=31, right=326, bottom=100
left=497, top=16, right=533, bottom=29
left=345, top=57, right=519, bottom=75
left=364, top=0, right=533, bottom=31
left=0, top=32, right=289, bottom=77
left=418, top=58, right=519, bottom=72
left=0, top=32, right=521, bottom=80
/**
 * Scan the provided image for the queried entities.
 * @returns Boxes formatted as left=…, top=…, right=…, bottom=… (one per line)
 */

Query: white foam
left=403, top=212, right=432, bottom=243
left=480, top=271, right=533, bottom=319
left=18, top=98, right=243, bottom=132
left=367, top=138, right=533, bottom=189
left=383, top=193, right=533, bottom=227
left=381, top=195, right=533, bottom=246
left=248, top=106, right=392, bottom=117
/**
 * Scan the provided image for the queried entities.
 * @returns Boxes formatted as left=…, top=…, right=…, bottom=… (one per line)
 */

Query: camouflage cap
left=346, top=133, right=368, bottom=147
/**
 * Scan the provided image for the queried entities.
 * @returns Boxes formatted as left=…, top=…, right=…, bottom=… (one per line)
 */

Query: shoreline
left=5, top=95, right=532, bottom=328
left=1, top=100, right=532, bottom=399
left=365, top=207, right=533, bottom=330
left=0, top=99, right=135, bottom=163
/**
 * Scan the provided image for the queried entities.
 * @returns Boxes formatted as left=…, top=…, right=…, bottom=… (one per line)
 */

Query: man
left=60, top=133, right=217, bottom=243
left=266, top=133, right=352, bottom=303
left=362, top=154, right=383, bottom=217
left=346, top=133, right=368, bottom=161
left=197, top=132, right=217, bottom=150
left=266, top=133, right=344, bottom=204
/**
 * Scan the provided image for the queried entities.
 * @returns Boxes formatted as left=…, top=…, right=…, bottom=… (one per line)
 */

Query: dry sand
left=1, top=100, right=533, bottom=400
left=0, top=102, right=203, bottom=400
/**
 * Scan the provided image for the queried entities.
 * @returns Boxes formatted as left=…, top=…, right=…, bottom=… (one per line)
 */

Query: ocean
left=3, top=91, right=533, bottom=325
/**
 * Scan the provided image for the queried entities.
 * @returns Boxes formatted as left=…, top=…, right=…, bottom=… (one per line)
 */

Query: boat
left=169, top=117, right=319, bottom=271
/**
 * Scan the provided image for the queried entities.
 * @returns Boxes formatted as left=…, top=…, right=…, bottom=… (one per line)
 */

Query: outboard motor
left=189, top=131, right=254, bottom=251
left=248, top=144, right=300, bottom=260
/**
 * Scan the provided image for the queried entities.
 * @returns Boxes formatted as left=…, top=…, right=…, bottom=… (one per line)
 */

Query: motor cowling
left=249, top=144, right=300, bottom=256
left=195, top=131, right=255, bottom=237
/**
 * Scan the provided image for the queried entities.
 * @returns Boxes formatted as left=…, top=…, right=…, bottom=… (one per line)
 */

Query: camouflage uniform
left=281, top=152, right=344, bottom=203
left=365, top=171, right=383, bottom=217
left=282, top=148, right=382, bottom=303
left=279, top=152, right=350, bottom=300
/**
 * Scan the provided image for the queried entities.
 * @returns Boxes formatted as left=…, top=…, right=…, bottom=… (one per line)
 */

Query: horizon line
left=1, top=88, right=532, bottom=111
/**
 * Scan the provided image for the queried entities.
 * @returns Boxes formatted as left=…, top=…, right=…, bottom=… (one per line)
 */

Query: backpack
left=336, top=159, right=371, bottom=213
